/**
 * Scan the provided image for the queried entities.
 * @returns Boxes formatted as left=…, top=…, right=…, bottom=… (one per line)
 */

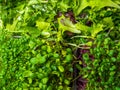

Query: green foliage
left=73, top=0, right=120, bottom=15
left=0, top=0, right=120, bottom=90
left=78, top=34, right=120, bottom=89
left=0, top=30, right=73, bottom=89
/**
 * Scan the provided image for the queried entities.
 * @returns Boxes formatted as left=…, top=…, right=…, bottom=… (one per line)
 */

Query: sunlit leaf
left=58, top=66, right=64, bottom=72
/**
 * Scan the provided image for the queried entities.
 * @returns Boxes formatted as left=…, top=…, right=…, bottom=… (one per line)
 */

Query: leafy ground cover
left=0, top=0, right=120, bottom=90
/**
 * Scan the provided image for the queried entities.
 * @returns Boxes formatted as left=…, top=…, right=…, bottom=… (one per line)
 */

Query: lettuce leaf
left=57, top=15, right=81, bottom=34
left=75, top=0, right=120, bottom=15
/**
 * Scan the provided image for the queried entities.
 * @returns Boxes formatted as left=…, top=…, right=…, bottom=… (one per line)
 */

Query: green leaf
left=6, top=19, right=18, bottom=32
left=116, top=87, right=120, bottom=90
left=58, top=66, right=64, bottom=72
left=108, top=50, right=114, bottom=56
left=28, top=78, right=32, bottom=84
left=53, top=53, right=59, bottom=58
left=52, top=71, right=60, bottom=76
left=23, top=70, right=33, bottom=77
left=103, top=17, right=114, bottom=28
left=36, top=21, right=50, bottom=30
left=37, top=54, right=46, bottom=64
left=65, top=54, right=73, bottom=62
left=29, top=41, right=36, bottom=48
left=30, top=57, right=38, bottom=65
left=76, top=22, right=91, bottom=33
left=76, top=0, right=120, bottom=15
left=41, top=31, right=50, bottom=38
left=83, top=53, right=89, bottom=61
left=66, top=48, right=72, bottom=54
left=58, top=15, right=81, bottom=34
left=0, top=19, right=4, bottom=29
left=51, top=65, right=57, bottom=71
left=111, top=57, right=116, bottom=62
left=91, top=24, right=103, bottom=38
left=47, top=46, right=52, bottom=53
left=47, top=86, right=52, bottom=90
left=110, top=66, right=116, bottom=71
left=110, top=71, right=115, bottom=76
left=59, top=1, right=69, bottom=11
left=21, top=26, right=41, bottom=38
left=64, top=79, right=70, bottom=85
left=89, top=0, right=120, bottom=10
left=104, top=38, right=111, bottom=45
left=83, top=74, right=88, bottom=78
left=58, top=86, right=63, bottom=90
left=37, top=73, right=44, bottom=79
left=28, top=0, right=38, bottom=6
left=76, top=0, right=89, bottom=15
left=41, top=77, right=48, bottom=84
left=41, top=45, right=47, bottom=51
left=39, top=83, right=43, bottom=88
left=76, top=22, right=103, bottom=38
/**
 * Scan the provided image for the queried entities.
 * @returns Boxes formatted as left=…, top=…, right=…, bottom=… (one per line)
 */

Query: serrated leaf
left=36, top=21, right=50, bottom=30
left=58, top=15, right=81, bottom=34
left=89, top=0, right=120, bottom=10
left=76, top=0, right=120, bottom=15
left=91, top=24, right=103, bottom=38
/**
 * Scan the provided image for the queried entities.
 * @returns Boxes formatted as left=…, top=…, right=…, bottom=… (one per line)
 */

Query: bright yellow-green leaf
left=6, top=19, right=18, bottom=32
left=36, top=21, right=50, bottom=30
left=23, top=70, right=33, bottom=77
left=41, top=77, right=48, bottom=84
left=89, top=0, right=120, bottom=10
left=91, top=24, right=103, bottom=38
left=41, top=31, right=50, bottom=38
left=58, top=15, right=81, bottom=34
left=37, top=54, right=46, bottom=64
left=28, top=78, right=32, bottom=84
left=76, top=0, right=89, bottom=15
left=0, top=19, right=4, bottom=29
left=58, top=66, right=64, bottom=72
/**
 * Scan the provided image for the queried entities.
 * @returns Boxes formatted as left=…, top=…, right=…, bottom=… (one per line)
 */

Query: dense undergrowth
left=0, top=0, right=120, bottom=90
